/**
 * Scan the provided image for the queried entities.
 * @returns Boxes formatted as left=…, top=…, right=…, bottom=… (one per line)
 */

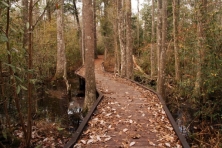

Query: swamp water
left=36, top=77, right=85, bottom=132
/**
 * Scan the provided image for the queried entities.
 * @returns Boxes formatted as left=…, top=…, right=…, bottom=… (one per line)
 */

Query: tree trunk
left=83, top=0, right=96, bottom=110
left=118, top=0, right=126, bottom=77
left=137, top=0, right=140, bottom=48
left=73, top=0, right=83, bottom=64
left=194, top=0, right=207, bottom=98
left=157, top=0, right=167, bottom=98
left=22, top=0, right=28, bottom=48
left=93, top=0, right=98, bottom=59
left=6, top=0, right=27, bottom=146
left=126, top=0, right=133, bottom=79
left=173, top=0, right=180, bottom=81
left=150, top=0, right=155, bottom=79
left=54, top=0, right=67, bottom=79
left=114, top=0, right=120, bottom=74
left=26, top=0, right=33, bottom=146
left=81, top=1, right=85, bottom=64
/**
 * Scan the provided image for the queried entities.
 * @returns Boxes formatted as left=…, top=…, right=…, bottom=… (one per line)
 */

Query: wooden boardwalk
left=65, top=56, right=189, bottom=148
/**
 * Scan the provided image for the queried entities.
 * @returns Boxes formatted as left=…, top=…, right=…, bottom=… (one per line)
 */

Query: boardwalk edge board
left=101, top=62, right=190, bottom=148
left=64, top=67, right=104, bottom=148
left=128, top=80, right=190, bottom=148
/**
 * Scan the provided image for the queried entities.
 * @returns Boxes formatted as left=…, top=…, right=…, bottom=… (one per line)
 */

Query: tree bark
left=126, top=0, right=133, bottom=79
left=73, top=0, right=83, bottom=64
left=173, top=0, right=180, bottom=81
left=54, top=0, right=67, bottom=79
left=113, top=0, right=120, bottom=74
left=26, top=0, right=33, bottom=146
left=22, top=0, right=29, bottom=48
left=83, top=0, right=96, bottom=110
left=157, top=0, right=167, bottom=98
left=194, top=0, right=207, bottom=98
left=150, top=0, right=155, bottom=79
left=137, top=0, right=140, bottom=48
left=118, top=0, right=126, bottom=77
left=93, top=0, right=98, bottom=58
left=81, top=1, right=85, bottom=64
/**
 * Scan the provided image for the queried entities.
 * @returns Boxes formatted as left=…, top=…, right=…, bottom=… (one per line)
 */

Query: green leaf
left=57, top=127, right=64, bottom=131
left=17, top=85, right=20, bottom=94
left=30, top=79, right=37, bottom=84
left=20, top=85, right=27, bottom=91
left=15, top=75, right=23, bottom=82
left=1, top=1, right=9, bottom=7
left=2, top=130, right=7, bottom=139
left=0, top=34, right=8, bottom=42
left=35, top=145, right=42, bottom=148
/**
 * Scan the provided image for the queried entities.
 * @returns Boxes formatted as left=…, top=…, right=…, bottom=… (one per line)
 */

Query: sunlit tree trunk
left=150, top=0, right=155, bottom=79
left=83, top=0, right=96, bottom=110
left=173, top=0, right=180, bottom=81
left=126, top=0, right=133, bottom=79
left=118, top=0, right=126, bottom=77
left=54, top=0, right=67, bottom=79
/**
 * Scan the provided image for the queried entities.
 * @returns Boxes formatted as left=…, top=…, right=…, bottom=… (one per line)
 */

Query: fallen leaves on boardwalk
left=74, top=75, right=182, bottom=148
left=74, top=57, right=182, bottom=147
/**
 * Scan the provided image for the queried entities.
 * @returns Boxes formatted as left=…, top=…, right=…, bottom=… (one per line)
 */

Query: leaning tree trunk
left=83, top=0, right=96, bottom=110
left=126, top=0, right=133, bottom=79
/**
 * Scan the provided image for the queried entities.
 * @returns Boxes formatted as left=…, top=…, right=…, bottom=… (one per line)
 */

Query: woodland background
left=0, top=0, right=222, bottom=147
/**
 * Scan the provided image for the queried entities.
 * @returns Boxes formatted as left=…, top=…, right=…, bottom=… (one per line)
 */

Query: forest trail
left=74, top=55, right=187, bottom=148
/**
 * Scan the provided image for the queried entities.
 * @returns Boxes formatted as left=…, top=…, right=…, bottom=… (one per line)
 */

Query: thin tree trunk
left=93, top=0, right=97, bottom=58
left=173, top=0, right=180, bottom=81
left=73, top=0, right=82, bottom=64
left=26, top=0, right=33, bottom=146
left=83, top=0, right=96, bottom=110
left=137, top=0, right=140, bottom=48
left=6, top=0, right=27, bottom=144
left=82, top=1, right=85, bottom=64
left=126, top=0, right=133, bottom=79
left=150, top=0, right=155, bottom=79
left=22, top=0, right=28, bottom=48
left=0, top=61, right=10, bottom=130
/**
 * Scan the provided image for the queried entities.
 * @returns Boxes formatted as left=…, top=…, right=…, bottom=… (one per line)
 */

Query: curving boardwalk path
left=72, top=56, right=188, bottom=148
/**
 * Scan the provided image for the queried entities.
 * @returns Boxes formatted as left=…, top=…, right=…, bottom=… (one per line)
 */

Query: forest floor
left=74, top=55, right=183, bottom=147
